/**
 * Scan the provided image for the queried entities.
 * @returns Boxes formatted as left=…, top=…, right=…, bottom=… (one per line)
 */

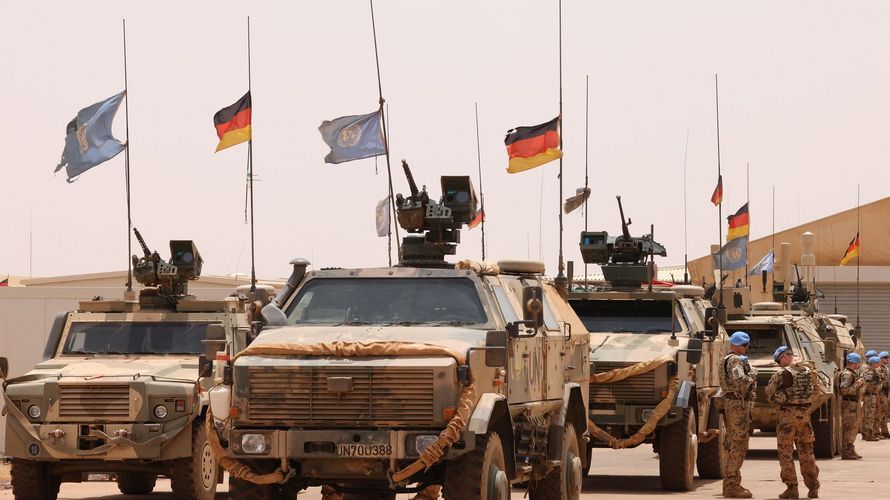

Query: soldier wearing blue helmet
left=718, top=331, right=756, bottom=498
left=880, top=352, right=890, bottom=438
left=766, top=346, right=820, bottom=498
left=839, top=352, right=864, bottom=459
left=862, top=356, right=883, bottom=441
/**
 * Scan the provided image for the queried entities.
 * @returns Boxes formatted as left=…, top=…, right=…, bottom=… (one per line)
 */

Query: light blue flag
left=318, top=110, right=386, bottom=164
left=54, top=91, right=126, bottom=182
left=712, top=236, right=748, bottom=271
left=748, top=250, right=775, bottom=276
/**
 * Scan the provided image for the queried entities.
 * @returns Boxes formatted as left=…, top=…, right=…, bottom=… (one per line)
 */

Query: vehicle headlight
left=413, top=435, right=439, bottom=455
left=153, top=404, right=168, bottom=419
left=240, top=433, right=268, bottom=454
left=27, top=405, right=41, bottom=419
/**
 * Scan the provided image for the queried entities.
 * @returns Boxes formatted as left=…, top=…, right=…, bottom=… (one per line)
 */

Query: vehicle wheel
left=812, top=402, right=836, bottom=459
left=116, top=472, right=158, bottom=494
left=442, top=432, right=510, bottom=500
left=528, top=423, right=582, bottom=500
left=10, top=459, right=61, bottom=500
left=696, top=402, right=725, bottom=479
left=582, top=441, right=593, bottom=477
left=170, top=421, right=218, bottom=499
left=658, top=409, right=697, bottom=491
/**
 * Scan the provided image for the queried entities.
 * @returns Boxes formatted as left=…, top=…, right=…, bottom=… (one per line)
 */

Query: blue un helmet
left=866, top=349, right=878, bottom=357
left=846, top=352, right=862, bottom=364
left=729, top=331, right=750, bottom=346
left=880, top=351, right=889, bottom=359
left=869, top=356, right=881, bottom=365
left=773, top=346, right=792, bottom=363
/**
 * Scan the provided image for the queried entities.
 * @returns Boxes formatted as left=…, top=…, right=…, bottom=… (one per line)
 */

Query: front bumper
left=588, top=404, right=684, bottom=441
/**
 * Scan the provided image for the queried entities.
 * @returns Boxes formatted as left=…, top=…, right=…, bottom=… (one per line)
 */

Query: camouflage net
left=455, top=259, right=501, bottom=276
left=590, top=355, right=673, bottom=384
left=587, top=375, right=680, bottom=449
left=205, top=410, right=289, bottom=485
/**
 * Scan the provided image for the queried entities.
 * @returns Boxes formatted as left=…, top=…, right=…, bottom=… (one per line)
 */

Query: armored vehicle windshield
left=572, top=299, right=680, bottom=333
left=285, top=277, right=488, bottom=326
left=61, top=320, right=217, bottom=355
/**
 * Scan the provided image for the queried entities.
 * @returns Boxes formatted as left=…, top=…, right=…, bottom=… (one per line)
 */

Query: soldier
left=879, top=352, right=890, bottom=438
left=719, top=331, right=756, bottom=499
left=838, top=352, right=865, bottom=459
left=766, top=346, right=820, bottom=499
left=862, top=356, right=883, bottom=441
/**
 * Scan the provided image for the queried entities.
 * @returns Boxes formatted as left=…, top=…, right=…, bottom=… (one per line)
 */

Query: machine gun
left=131, top=228, right=203, bottom=306
left=394, top=159, right=478, bottom=267
left=578, top=196, right=666, bottom=288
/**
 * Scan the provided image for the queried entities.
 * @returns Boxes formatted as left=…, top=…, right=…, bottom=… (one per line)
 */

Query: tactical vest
left=781, top=362, right=815, bottom=404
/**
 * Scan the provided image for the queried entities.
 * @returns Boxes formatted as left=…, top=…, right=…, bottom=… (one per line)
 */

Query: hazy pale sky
left=2, top=1, right=888, bottom=280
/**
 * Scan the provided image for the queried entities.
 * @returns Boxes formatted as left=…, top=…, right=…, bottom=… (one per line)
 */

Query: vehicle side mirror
left=522, top=286, right=545, bottom=329
left=261, top=303, right=288, bottom=327
left=202, top=324, right=227, bottom=360
left=0, top=357, right=8, bottom=379
left=703, top=307, right=719, bottom=340
left=685, top=338, right=703, bottom=364
left=198, top=355, right=212, bottom=378
left=485, top=331, right=507, bottom=367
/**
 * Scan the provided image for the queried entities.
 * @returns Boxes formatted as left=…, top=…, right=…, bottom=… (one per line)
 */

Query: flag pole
left=584, top=75, right=590, bottom=288
left=122, top=19, right=134, bottom=295
left=683, top=129, right=689, bottom=284
left=555, top=0, right=566, bottom=290
left=745, top=162, right=750, bottom=283
left=385, top=103, right=392, bottom=267
left=474, top=102, right=486, bottom=261
left=247, top=16, right=257, bottom=293
left=715, top=74, right=725, bottom=315
left=856, top=184, right=860, bottom=330
left=369, top=0, right=401, bottom=265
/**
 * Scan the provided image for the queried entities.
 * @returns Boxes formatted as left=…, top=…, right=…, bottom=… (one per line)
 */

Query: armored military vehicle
left=0, top=232, right=261, bottom=500
left=207, top=163, right=591, bottom=500
left=566, top=196, right=726, bottom=491
left=719, top=236, right=848, bottom=458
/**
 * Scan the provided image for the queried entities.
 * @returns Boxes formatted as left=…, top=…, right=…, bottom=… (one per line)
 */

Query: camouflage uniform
left=880, top=363, right=890, bottom=437
left=766, top=361, right=820, bottom=494
left=862, top=366, right=882, bottom=441
left=718, top=353, right=756, bottom=495
left=837, top=367, right=864, bottom=458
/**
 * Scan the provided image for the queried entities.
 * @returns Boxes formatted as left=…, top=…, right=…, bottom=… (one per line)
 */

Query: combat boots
left=723, top=485, right=753, bottom=498
left=778, top=484, right=800, bottom=499
left=807, top=487, right=819, bottom=498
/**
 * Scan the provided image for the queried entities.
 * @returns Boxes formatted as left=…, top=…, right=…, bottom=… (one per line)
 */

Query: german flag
left=214, top=92, right=251, bottom=152
left=504, top=117, right=562, bottom=173
left=840, top=232, right=860, bottom=266
left=710, top=175, right=723, bottom=205
left=467, top=209, right=484, bottom=229
left=0, top=276, right=7, bottom=287
left=727, top=202, right=749, bottom=241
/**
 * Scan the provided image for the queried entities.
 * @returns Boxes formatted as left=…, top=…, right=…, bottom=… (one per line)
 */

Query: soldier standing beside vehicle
left=862, top=356, right=883, bottom=441
left=879, top=351, right=890, bottom=438
left=838, top=353, right=865, bottom=459
left=719, top=331, right=756, bottom=499
left=766, top=346, right=820, bottom=499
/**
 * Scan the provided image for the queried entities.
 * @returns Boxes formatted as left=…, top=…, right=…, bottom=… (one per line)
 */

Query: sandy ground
left=1, top=432, right=887, bottom=498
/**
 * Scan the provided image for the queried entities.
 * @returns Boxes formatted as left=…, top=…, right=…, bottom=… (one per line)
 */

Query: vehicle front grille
left=590, top=362, right=659, bottom=403
left=59, top=384, right=131, bottom=420
left=247, top=366, right=436, bottom=427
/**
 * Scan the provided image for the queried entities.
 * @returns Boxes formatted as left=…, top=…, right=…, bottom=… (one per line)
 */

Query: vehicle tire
left=10, top=459, right=61, bottom=500
left=170, top=421, right=218, bottom=500
left=812, top=402, right=836, bottom=459
left=116, top=472, right=158, bottom=495
left=581, top=441, right=593, bottom=477
left=658, top=409, right=697, bottom=491
left=442, top=432, right=510, bottom=500
left=528, top=423, right=583, bottom=500
left=696, top=402, right=725, bottom=479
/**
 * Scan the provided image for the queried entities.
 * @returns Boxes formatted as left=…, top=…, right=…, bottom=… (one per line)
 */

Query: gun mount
left=131, top=227, right=203, bottom=307
left=578, top=196, right=666, bottom=288
left=394, top=159, right=478, bottom=268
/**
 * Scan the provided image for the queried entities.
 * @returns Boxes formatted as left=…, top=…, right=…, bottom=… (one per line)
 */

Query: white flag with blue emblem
left=54, top=91, right=126, bottom=182
left=748, top=250, right=775, bottom=276
left=318, top=110, right=386, bottom=164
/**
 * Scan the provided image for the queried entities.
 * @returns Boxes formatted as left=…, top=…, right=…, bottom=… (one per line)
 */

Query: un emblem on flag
left=727, top=245, right=743, bottom=265
left=337, top=123, right=363, bottom=147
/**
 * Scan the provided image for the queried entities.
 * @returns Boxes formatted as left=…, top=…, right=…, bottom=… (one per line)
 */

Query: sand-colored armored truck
left=0, top=234, right=262, bottom=500
left=206, top=166, right=591, bottom=500
left=566, top=196, right=727, bottom=491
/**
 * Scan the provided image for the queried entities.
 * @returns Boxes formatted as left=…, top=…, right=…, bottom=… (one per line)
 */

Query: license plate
left=336, top=442, right=393, bottom=458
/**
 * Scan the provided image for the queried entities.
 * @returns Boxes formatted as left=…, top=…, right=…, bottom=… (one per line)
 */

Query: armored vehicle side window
left=63, top=321, right=216, bottom=355
left=572, top=299, right=679, bottom=333
left=286, top=278, right=488, bottom=326
left=491, top=284, right=520, bottom=323
left=729, top=326, right=784, bottom=360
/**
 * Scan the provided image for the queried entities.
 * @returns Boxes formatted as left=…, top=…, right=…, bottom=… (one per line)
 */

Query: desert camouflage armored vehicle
left=566, top=196, right=727, bottom=491
left=207, top=165, right=591, bottom=500
left=0, top=232, right=263, bottom=500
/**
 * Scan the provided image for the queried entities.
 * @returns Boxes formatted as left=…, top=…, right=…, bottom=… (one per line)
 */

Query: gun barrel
left=401, top=159, right=419, bottom=198
left=133, top=227, right=151, bottom=257
left=617, top=196, right=631, bottom=240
